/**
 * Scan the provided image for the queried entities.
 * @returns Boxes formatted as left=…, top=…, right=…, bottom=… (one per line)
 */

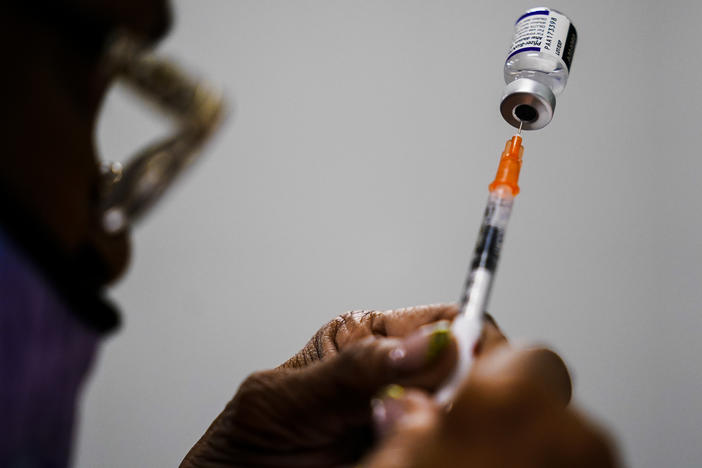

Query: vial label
left=507, top=9, right=577, bottom=70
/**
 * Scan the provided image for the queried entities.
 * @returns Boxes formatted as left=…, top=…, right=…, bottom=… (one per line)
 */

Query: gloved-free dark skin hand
left=363, top=333, right=619, bottom=468
left=182, top=304, right=618, bottom=468
left=180, top=304, right=461, bottom=467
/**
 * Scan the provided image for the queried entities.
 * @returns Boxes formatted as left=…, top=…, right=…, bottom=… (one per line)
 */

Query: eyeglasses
left=98, top=32, right=226, bottom=234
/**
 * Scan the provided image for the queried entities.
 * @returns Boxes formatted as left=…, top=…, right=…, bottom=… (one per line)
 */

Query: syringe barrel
left=436, top=136, right=524, bottom=405
left=459, top=187, right=514, bottom=308
left=436, top=186, right=515, bottom=405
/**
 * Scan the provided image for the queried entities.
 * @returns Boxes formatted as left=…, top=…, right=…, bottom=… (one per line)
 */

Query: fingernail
left=371, top=384, right=406, bottom=438
left=427, top=322, right=452, bottom=362
left=388, top=320, right=452, bottom=371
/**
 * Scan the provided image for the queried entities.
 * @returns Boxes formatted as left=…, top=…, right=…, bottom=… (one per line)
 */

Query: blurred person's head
left=0, top=1, right=172, bottom=284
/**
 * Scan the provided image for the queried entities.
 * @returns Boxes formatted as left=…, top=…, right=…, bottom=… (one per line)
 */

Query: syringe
left=435, top=127, right=524, bottom=404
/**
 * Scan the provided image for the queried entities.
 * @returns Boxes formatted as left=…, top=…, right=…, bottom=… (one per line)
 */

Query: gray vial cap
left=500, top=78, right=556, bottom=130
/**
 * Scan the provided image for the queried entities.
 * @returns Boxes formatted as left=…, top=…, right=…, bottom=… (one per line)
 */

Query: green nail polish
left=426, top=322, right=451, bottom=362
left=383, top=384, right=405, bottom=400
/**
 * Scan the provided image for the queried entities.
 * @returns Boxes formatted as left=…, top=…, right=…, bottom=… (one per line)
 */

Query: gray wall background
left=75, top=1, right=702, bottom=467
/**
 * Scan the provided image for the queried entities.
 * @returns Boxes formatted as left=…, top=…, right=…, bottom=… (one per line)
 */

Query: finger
left=331, top=304, right=461, bottom=352
left=450, top=346, right=572, bottom=425
left=377, top=304, right=460, bottom=338
left=288, top=321, right=457, bottom=425
left=474, top=346, right=572, bottom=406
left=329, top=320, right=459, bottom=394
left=390, top=321, right=459, bottom=391
left=364, top=388, right=438, bottom=468
left=475, top=313, right=508, bottom=357
left=282, top=304, right=461, bottom=369
left=543, top=407, right=620, bottom=468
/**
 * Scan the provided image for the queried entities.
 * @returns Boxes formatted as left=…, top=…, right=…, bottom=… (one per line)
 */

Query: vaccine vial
left=500, top=7, right=577, bottom=130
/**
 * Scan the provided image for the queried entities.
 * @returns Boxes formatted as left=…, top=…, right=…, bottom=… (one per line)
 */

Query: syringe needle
left=518, top=120, right=523, bottom=135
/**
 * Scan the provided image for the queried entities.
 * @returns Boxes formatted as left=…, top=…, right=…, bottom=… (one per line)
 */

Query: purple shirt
left=0, top=230, right=101, bottom=468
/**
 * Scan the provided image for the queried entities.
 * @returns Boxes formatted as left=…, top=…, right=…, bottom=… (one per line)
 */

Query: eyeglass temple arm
left=100, top=35, right=226, bottom=234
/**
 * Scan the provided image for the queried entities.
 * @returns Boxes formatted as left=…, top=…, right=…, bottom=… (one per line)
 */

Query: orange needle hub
left=489, top=135, right=524, bottom=195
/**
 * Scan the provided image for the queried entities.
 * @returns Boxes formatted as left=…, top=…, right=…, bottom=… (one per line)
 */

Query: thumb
left=363, top=387, right=438, bottom=468
left=224, top=321, right=455, bottom=446
left=311, top=320, right=458, bottom=401
left=266, top=320, right=455, bottom=432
